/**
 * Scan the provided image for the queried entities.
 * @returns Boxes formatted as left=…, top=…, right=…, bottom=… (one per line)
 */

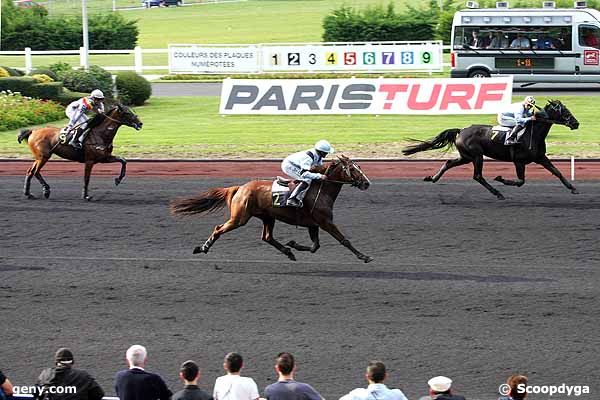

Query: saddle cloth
left=271, top=177, right=301, bottom=208
left=490, top=126, right=512, bottom=144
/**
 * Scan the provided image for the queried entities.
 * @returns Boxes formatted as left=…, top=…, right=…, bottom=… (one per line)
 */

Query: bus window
left=453, top=26, right=572, bottom=51
left=579, top=25, right=600, bottom=48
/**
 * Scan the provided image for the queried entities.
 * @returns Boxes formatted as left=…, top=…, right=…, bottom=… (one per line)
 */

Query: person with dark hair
left=1, top=370, right=14, bottom=399
left=498, top=375, right=528, bottom=400
left=115, top=345, right=172, bottom=400
left=264, top=353, right=323, bottom=400
left=427, top=376, right=466, bottom=400
left=34, top=348, right=104, bottom=400
left=214, top=353, right=259, bottom=400
left=339, top=361, right=408, bottom=400
left=172, top=360, right=212, bottom=400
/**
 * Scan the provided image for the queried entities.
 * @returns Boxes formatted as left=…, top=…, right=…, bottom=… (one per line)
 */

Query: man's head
left=507, top=375, right=528, bottom=400
left=180, top=360, right=200, bottom=384
left=224, top=352, right=243, bottom=374
left=90, top=89, right=105, bottom=103
left=55, top=348, right=74, bottom=367
left=365, top=361, right=387, bottom=384
left=314, top=140, right=334, bottom=158
left=523, top=96, right=536, bottom=110
left=428, top=376, right=452, bottom=395
left=274, top=352, right=295, bottom=377
left=472, top=30, right=479, bottom=37
left=126, top=345, right=147, bottom=368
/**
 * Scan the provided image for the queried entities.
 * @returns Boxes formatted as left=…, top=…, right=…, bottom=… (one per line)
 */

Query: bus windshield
left=453, top=26, right=572, bottom=51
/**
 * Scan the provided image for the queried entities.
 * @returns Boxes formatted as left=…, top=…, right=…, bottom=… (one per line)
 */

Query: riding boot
left=286, top=181, right=309, bottom=207
left=69, top=128, right=83, bottom=149
left=505, top=126, right=521, bottom=145
left=78, top=129, right=90, bottom=148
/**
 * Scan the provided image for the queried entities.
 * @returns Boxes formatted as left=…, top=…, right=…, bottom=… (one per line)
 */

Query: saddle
left=490, top=126, right=512, bottom=144
left=272, top=177, right=301, bottom=208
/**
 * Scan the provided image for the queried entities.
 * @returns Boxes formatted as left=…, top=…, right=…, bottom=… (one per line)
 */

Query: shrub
left=29, top=68, right=59, bottom=81
left=61, top=66, right=113, bottom=97
left=48, top=62, right=73, bottom=80
left=31, top=74, right=54, bottom=84
left=1, top=66, right=25, bottom=76
left=57, top=89, right=89, bottom=106
left=31, top=82, right=63, bottom=100
left=0, top=91, right=64, bottom=131
left=0, top=68, right=9, bottom=78
left=116, top=72, right=151, bottom=106
left=87, top=65, right=113, bottom=97
left=0, top=77, right=36, bottom=96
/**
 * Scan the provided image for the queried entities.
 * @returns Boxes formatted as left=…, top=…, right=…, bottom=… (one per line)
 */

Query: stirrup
left=286, top=198, right=302, bottom=207
left=70, top=141, right=82, bottom=149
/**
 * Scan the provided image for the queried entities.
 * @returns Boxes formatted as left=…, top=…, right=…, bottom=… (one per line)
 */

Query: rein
left=309, top=160, right=361, bottom=214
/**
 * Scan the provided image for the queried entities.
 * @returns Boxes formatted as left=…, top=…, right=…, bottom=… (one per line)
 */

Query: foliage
left=0, top=91, right=64, bottom=131
left=48, top=62, right=74, bottom=80
left=29, top=68, right=59, bottom=81
left=61, top=66, right=113, bottom=97
left=57, top=89, right=90, bottom=106
left=0, top=68, right=10, bottom=78
left=31, top=82, right=64, bottom=100
left=30, top=74, right=54, bottom=84
left=115, top=72, right=151, bottom=106
left=0, top=77, right=37, bottom=96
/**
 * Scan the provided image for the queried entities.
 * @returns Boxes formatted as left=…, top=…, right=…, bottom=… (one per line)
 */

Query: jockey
left=498, top=96, right=537, bottom=145
left=281, top=140, right=334, bottom=207
left=63, top=89, right=106, bottom=149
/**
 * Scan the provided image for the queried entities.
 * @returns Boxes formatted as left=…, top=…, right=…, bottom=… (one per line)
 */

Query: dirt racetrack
left=1, top=174, right=599, bottom=400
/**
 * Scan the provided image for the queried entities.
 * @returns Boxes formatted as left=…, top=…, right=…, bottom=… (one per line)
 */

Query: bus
left=450, top=1, right=600, bottom=84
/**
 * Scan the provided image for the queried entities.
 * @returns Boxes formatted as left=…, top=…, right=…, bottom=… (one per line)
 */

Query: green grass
left=1, top=95, right=597, bottom=159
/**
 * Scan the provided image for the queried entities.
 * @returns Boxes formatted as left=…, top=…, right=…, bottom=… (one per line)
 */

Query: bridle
left=324, top=158, right=370, bottom=187
left=544, top=101, right=577, bottom=128
left=102, top=106, right=140, bottom=129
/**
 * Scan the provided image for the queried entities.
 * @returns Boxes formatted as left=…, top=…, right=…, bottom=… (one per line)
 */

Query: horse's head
left=111, top=104, right=143, bottom=131
left=325, top=155, right=371, bottom=190
left=542, top=100, right=579, bottom=130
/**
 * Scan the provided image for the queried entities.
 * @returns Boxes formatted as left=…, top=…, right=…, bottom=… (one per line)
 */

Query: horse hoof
left=43, top=190, right=50, bottom=199
left=494, top=176, right=503, bottom=182
left=424, top=176, right=433, bottom=182
left=83, top=195, right=93, bottom=201
left=363, top=256, right=374, bottom=263
left=115, top=178, right=121, bottom=186
left=286, top=251, right=296, bottom=261
left=571, top=189, right=579, bottom=195
left=25, top=194, right=36, bottom=200
left=496, top=194, right=506, bottom=200
left=193, top=246, right=202, bottom=254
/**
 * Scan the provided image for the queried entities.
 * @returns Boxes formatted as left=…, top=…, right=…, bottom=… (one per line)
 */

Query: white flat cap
left=428, top=376, right=452, bottom=392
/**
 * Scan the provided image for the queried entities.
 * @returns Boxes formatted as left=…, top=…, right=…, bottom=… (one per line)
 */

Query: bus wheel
left=468, top=69, right=491, bottom=78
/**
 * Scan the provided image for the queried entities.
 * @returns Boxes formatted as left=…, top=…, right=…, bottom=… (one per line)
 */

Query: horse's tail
left=170, top=186, right=240, bottom=216
left=17, top=129, right=32, bottom=144
left=402, top=128, right=461, bottom=156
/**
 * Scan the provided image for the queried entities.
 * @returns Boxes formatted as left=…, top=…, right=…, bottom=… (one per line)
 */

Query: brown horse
left=170, top=155, right=374, bottom=263
left=17, top=104, right=143, bottom=200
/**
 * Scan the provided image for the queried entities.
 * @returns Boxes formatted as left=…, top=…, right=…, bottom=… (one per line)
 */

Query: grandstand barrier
left=0, top=45, right=452, bottom=75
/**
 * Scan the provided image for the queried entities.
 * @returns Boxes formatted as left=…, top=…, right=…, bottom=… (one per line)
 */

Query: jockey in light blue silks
left=498, top=96, right=537, bottom=145
left=281, top=140, right=334, bottom=207
left=62, top=89, right=105, bottom=149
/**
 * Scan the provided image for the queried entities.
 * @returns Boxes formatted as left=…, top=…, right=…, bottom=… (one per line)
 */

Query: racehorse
left=402, top=99, right=579, bottom=199
left=17, top=104, right=143, bottom=200
left=170, top=155, right=374, bottom=263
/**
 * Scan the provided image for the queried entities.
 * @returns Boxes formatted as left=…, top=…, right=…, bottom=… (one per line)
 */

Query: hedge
left=57, top=89, right=90, bottom=106
left=0, top=77, right=65, bottom=101
left=1, top=66, right=25, bottom=76
left=61, top=66, right=113, bottom=98
left=116, top=72, right=151, bottom=106
left=31, top=82, right=64, bottom=100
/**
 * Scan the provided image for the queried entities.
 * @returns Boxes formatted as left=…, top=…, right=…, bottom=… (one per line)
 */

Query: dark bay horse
left=402, top=99, right=579, bottom=199
left=17, top=104, right=143, bottom=200
left=170, top=155, right=374, bottom=263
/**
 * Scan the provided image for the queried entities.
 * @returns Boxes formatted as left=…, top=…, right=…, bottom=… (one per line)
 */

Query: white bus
left=450, top=1, right=600, bottom=84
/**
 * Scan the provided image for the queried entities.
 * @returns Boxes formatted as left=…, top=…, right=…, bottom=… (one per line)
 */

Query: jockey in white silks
left=63, top=89, right=105, bottom=149
left=281, top=140, right=334, bottom=207
left=497, top=96, right=537, bottom=145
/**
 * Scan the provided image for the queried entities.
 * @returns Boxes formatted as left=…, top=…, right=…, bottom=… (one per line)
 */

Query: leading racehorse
left=170, top=155, right=374, bottom=263
left=17, top=104, right=143, bottom=200
left=402, top=99, right=579, bottom=199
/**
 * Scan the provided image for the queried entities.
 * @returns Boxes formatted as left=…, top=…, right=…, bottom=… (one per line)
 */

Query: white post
left=25, top=47, right=33, bottom=74
left=79, top=47, right=86, bottom=68
left=81, top=0, right=90, bottom=71
left=113, top=0, right=117, bottom=12
left=571, top=156, right=575, bottom=181
left=134, top=46, right=143, bottom=74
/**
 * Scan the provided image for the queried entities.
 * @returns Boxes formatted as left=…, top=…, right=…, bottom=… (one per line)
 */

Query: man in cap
left=114, top=344, right=172, bottom=400
left=281, top=140, right=333, bottom=207
left=497, top=96, right=537, bottom=146
left=34, top=347, right=104, bottom=400
left=339, top=361, right=408, bottom=400
left=427, top=376, right=466, bottom=400
left=62, top=89, right=106, bottom=149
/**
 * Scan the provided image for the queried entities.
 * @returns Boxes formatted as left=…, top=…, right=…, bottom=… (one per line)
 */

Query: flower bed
left=0, top=91, right=64, bottom=131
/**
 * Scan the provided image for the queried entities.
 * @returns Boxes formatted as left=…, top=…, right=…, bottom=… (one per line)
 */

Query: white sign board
left=260, top=42, right=443, bottom=72
left=169, top=45, right=260, bottom=74
left=220, top=77, right=513, bottom=115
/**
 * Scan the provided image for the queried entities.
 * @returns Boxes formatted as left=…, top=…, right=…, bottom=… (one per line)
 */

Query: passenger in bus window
left=536, top=33, right=556, bottom=50
left=481, top=31, right=493, bottom=48
left=510, top=33, right=531, bottom=49
left=554, top=28, right=571, bottom=50
left=582, top=28, right=600, bottom=48
left=488, top=31, right=509, bottom=49
left=469, top=30, right=482, bottom=48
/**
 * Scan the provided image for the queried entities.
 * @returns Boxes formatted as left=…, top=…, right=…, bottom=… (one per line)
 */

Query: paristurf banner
left=219, top=77, right=514, bottom=115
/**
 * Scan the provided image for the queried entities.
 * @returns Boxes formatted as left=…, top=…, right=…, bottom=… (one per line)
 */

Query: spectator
left=214, top=353, right=259, bottom=400
left=469, top=30, right=482, bottom=48
left=173, top=360, right=212, bottom=400
left=555, top=28, right=571, bottom=50
left=33, top=348, right=104, bottom=400
left=115, top=345, right=172, bottom=400
left=0, top=370, right=14, bottom=399
left=481, top=32, right=494, bottom=49
left=498, top=375, right=528, bottom=400
left=264, top=352, right=323, bottom=400
left=339, top=361, right=408, bottom=400
left=582, top=28, right=600, bottom=48
left=427, top=376, right=466, bottom=400
left=510, top=33, right=531, bottom=49
left=536, top=34, right=556, bottom=50
left=488, top=32, right=509, bottom=49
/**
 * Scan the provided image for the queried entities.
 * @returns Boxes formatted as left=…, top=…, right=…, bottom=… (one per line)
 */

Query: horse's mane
left=86, top=103, right=128, bottom=130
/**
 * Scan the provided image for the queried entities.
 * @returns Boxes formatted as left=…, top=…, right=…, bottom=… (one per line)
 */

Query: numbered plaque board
left=260, top=42, right=443, bottom=72
left=169, top=45, right=260, bottom=74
